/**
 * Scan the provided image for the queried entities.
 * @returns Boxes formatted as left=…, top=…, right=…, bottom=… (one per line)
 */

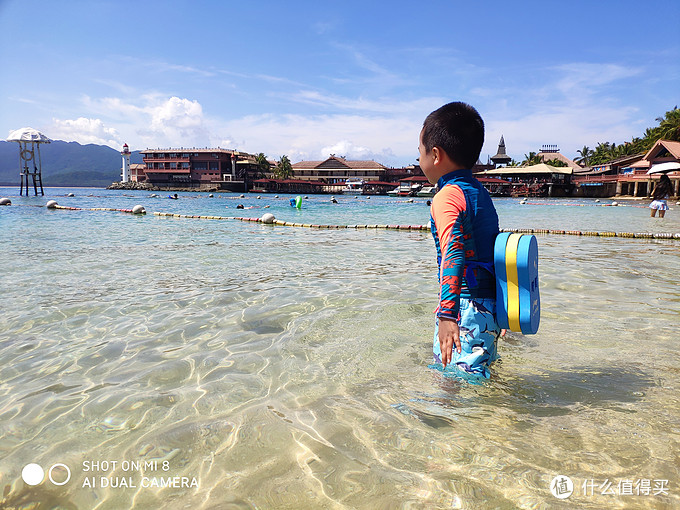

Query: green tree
left=543, top=158, right=568, bottom=167
left=275, top=155, right=294, bottom=179
left=521, top=152, right=542, bottom=166
left=578, top=106, right=679, bottom=167
left=655, top=106, right=680, bottom=141
left=254, top=153, right=271, bottom=178
left=575, top=146, right=593, bottom=167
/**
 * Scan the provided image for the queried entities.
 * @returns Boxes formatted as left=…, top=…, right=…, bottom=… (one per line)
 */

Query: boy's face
left=418, top=128, right=437, bottom=185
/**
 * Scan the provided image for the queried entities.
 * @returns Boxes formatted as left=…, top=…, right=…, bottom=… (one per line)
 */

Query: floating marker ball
left=261, top=213, right=276, bottom=224
left=132, top=204, right=146, bottom=214
left=0, top=198, right=11, bottom=206
left=46, top=200, right=58, bottom=208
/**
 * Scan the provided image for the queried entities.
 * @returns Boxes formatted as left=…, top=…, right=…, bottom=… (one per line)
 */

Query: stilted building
left=6, top=127, right=51, bottom=196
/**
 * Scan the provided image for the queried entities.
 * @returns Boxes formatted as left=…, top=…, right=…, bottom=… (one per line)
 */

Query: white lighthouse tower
left=121, top=143, right=131, bottom=182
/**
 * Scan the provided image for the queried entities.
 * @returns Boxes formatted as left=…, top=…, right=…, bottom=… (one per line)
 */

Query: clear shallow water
left=0, top=187, right=679, bottom=509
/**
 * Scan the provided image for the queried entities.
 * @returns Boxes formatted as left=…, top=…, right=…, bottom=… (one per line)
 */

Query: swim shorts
left=649, top=200, right=668, bottom=211
left=432, top=297, right=501, bottom=379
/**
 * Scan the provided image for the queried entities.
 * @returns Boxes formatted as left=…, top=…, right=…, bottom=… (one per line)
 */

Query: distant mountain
left=0, top=140, right=143, bottom=187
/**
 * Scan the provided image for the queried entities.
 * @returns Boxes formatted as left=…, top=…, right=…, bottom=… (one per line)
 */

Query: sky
left=0, top=0, right=678, bottom=167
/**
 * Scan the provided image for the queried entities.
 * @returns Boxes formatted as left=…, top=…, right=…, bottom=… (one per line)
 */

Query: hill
left=0, top=140, right=143, bottom=187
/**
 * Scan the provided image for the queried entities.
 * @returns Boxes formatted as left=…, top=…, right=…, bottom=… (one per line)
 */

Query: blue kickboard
left=516, top=234, right=540, bottom=334
left=493, top=232, right=512, bottom=330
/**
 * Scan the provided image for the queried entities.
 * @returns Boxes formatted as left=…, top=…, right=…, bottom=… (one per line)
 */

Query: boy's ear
left=432, top=146, right=441, bottom=165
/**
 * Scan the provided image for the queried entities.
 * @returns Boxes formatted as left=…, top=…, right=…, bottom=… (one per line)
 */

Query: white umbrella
left=647, top=162, right=680, bottom=174
left=6, top=127, right=51, bottom=143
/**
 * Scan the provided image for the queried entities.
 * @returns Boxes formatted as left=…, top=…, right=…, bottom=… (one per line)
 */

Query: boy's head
left=420, top=102, right=485, bottom=171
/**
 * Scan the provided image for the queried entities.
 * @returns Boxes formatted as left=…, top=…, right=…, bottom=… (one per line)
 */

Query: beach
left=1, top=188, right=679, bottom=509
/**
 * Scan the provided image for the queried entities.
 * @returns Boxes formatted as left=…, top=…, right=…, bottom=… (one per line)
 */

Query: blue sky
left=1, top=0, right=678, bottom=167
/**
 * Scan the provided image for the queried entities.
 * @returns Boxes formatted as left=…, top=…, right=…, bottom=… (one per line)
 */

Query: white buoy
left=0, top=198, right=11, bottom=206
left=46, top=200, right=58, bottom=208
left=261, top=213, right=276, bottom=224
left=132, top=204, right=146, bottom=214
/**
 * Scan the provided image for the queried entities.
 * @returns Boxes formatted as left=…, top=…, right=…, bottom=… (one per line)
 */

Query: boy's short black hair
left=422, top=102, right=485, bottom=169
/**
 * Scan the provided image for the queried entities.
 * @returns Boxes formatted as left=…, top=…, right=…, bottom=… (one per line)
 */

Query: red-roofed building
left=292, top=155, right=388, bottom=184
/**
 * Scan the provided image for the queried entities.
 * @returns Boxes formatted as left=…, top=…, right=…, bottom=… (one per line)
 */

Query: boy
left=418, top=102, right=502, bottom=379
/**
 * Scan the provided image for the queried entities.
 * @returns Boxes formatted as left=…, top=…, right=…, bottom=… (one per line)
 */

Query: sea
left=1, top=187, right=679, bottom=509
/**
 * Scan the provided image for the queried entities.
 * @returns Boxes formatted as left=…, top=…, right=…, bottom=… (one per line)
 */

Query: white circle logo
left=21, top=464, right=45, bottom=486
left=550, top=475, right=574, bottom=499
left=48, top=463, right=71, bottom=486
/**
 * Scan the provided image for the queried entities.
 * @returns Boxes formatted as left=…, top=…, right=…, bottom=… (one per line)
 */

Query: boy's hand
left=438, top=317, right=460, bottom=368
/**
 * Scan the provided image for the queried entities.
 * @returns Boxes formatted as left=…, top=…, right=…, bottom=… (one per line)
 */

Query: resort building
left=129, top=164, right=147, bottom=182
left=572, top=139, right=680, bottom=198
left=141, top=148, right=259, bottom=191
left=291, top=155, right=388, bottom=184
left=535, top=145, right=581, bottom=170
left=476, top=163, right=574, bottom=197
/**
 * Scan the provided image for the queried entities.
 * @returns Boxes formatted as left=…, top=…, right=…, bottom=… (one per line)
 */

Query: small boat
left=342, top=178, right=365, bottom=195
left=416, top=186, right=436, bottom=197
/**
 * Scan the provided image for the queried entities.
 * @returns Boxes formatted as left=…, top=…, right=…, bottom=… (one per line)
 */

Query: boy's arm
left=432, top=185, right=467, bottom=320
left=432, top=185, right=467, bottom=368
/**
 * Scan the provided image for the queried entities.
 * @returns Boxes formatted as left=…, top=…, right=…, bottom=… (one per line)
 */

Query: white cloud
left=215, top=113, right=419, bottom=167
left=51, top=117, right=120, bottom=147
left=52, top=95, right=213, bottom=150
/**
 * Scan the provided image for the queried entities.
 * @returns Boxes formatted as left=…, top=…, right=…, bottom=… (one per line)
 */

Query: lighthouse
left=121, top=143, right=131, bottom=182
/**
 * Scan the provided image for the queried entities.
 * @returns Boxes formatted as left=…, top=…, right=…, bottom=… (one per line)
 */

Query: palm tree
left=254, top=153, right=271, bottom=178
left=521, top=152, right=542, bottom=166
left=656, top=106, right=680, bottom=141
left=275, top=155, right=294, bottom=179
left=575, top=146, right=593, bottom=167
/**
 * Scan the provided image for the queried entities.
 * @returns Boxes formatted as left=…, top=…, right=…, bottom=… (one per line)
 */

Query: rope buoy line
left=154, top=212, right=680, bottom=239
left=521, top=201, right=651, bottom=209
left=500, top=228, right=680, bottom=239
left=153, top=211, right=429, bottom=230
left=53, top=205, right=144, bottom=214
left=7, top=202, right=679, bottom=240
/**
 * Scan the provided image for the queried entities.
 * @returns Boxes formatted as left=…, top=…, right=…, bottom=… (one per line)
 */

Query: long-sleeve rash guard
left=430, top=169, right=500, bottom=319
